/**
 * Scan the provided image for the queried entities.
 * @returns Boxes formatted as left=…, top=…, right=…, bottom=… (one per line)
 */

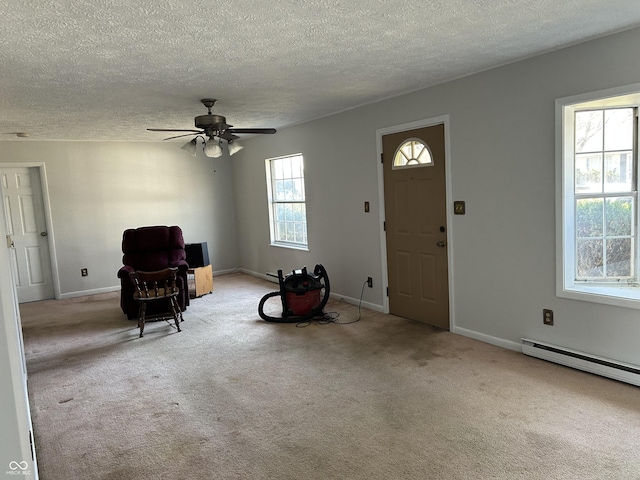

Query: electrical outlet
left=81, top=268, right=88, bottom=277
left=543, top=309, right=554, bottom=325
left=367, top=277, right=373, bottom=288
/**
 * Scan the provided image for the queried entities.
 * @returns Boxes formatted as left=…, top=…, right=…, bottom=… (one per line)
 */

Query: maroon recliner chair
left=117, top=226, right=190, bottom=320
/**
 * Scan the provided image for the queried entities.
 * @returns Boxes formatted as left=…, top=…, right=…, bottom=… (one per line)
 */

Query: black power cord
left=296, top=279, right=367, bottom=327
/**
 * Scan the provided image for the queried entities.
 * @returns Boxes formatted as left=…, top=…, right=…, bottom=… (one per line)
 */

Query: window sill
left=559, top=283, right=640, bottom=310
left=270, top=242, right=309, bottom=252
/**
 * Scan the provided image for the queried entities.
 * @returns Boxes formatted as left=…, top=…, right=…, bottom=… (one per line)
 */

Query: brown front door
left=383, top=124, right=449, bottom=329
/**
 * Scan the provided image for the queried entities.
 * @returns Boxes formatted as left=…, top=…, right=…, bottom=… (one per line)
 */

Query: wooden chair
left=129, top=268, right=183, bottom=338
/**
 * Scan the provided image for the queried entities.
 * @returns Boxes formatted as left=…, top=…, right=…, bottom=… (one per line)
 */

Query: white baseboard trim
left=239, top=268, right=279, bottom=284
left=58, top=269, right=237, bottom=300
left=59, top=285, right=120, bottom=299
left=212, top=268, right=239, bottom=276
left=239, top=268, right=384, bottom=312
left=452, top=326, right=522, bottom=352
left=329, top=292, right=384, bottom=312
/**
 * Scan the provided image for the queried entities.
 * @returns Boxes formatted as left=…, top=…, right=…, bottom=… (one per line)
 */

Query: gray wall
left=0, top=141, right=238, bottom=297
left=232, top=27, right=640, bottom=366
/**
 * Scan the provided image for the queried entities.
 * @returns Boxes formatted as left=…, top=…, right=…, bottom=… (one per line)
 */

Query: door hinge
left=383, top=221, right=386, bottom=231
left=381, top=153, right=384, bottom=164
left=386, top=287, right=389, bottom=296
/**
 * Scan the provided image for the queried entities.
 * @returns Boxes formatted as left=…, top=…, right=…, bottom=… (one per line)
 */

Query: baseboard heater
left=521, top=338, right=640, bottom=387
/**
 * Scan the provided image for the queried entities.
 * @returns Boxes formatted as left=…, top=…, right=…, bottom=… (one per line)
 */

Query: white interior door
left=1, top=167, right=54, bottom=303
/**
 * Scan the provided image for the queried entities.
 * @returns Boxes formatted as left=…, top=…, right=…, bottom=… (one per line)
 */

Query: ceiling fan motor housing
left=195, top=114, right=228, bottom=130
left=147, top=98, right=275, bottom=141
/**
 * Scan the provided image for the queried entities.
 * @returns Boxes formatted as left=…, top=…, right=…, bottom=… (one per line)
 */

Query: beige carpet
left=20, top=273, right=640, bottom=479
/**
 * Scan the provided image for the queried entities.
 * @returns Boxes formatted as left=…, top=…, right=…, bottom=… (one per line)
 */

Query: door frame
left=376, top=115, right=456, bottom=329
left=0, top=162, right=60, bottom=300
left=0, top=194, right=39, bottom=478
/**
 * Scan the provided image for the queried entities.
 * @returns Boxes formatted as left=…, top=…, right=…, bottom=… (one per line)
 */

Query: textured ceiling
left=1, top=0, right=640, bottom=142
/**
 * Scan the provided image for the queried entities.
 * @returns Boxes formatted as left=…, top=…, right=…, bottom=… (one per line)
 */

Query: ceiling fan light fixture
left=228, top=140, right=243, bottom=156
left=180, top=138, right=198, bottom=157
left=203, top=141, right=223, bottom=158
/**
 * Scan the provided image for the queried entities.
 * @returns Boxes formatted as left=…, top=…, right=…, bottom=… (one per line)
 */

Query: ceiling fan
left=147, top=99, right=276, bottom=157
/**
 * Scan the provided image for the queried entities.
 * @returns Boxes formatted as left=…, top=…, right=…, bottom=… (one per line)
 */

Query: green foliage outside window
left=576, top=197, right=634, bottom=278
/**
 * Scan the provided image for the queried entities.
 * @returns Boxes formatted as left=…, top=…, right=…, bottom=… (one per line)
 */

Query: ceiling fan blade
left=147, top=128, right=203, bottom=133
left=162, top=133, right=202, bottom=141
left=227, top=128, right=277, bottom=134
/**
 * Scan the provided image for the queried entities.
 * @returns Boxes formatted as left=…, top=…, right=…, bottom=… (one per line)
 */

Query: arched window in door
left=393, top=138, right=433, bottom=169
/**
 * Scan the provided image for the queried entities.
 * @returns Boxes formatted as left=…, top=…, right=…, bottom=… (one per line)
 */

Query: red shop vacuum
left=258, top=264, right=330, bottom=322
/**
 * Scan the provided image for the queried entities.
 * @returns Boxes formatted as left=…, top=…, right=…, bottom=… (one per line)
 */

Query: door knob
left=40, top=231, right=47, bottom=237
left=436, top=241, right=447, bottom=248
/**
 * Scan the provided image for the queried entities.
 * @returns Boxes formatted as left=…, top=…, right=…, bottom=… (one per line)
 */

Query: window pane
left=604, top=152, right=633, bottom=193
left=394, top=139, right=432, bottom=168
left=576, top=198, right=603, bottom=238
left=294, top=223, right=303, bottom=243
left=606, top=238, right=632, bottom=277
left=284, top=180, right=294, bottom=200
left=287, top=222, right=295, bottom=242
left=291, top=203, right=300, bottom=221
left=273, top=201, right=308, bottom=245
left=416, top=146, right=429, bottom=163
left=401, top=143, right=412, bottom=159
left=577, top=239, right=604, bottom=278
left=605, top=197, right=633, bottom=236
left=291, top=156, right=302, bottom=178
left=282, top=158, right=292, bottom=179
left=274, top=160, right=283, bottom=180
left=575, top=110, right=603, bottom=153
left=292, top=179, right=304, bottom=201
left=604, top=108, right=634, bottom=151
left=275, top=180, right=286, bottom=201
left=575, top=153, right=602, bottom=193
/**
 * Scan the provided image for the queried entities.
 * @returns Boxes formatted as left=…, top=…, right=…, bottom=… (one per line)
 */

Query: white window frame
left=556, top=84, right=640, bottom=309
left=265, top=153, right=309, bottom=250
left=392, top=137, right=434, bottom=170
